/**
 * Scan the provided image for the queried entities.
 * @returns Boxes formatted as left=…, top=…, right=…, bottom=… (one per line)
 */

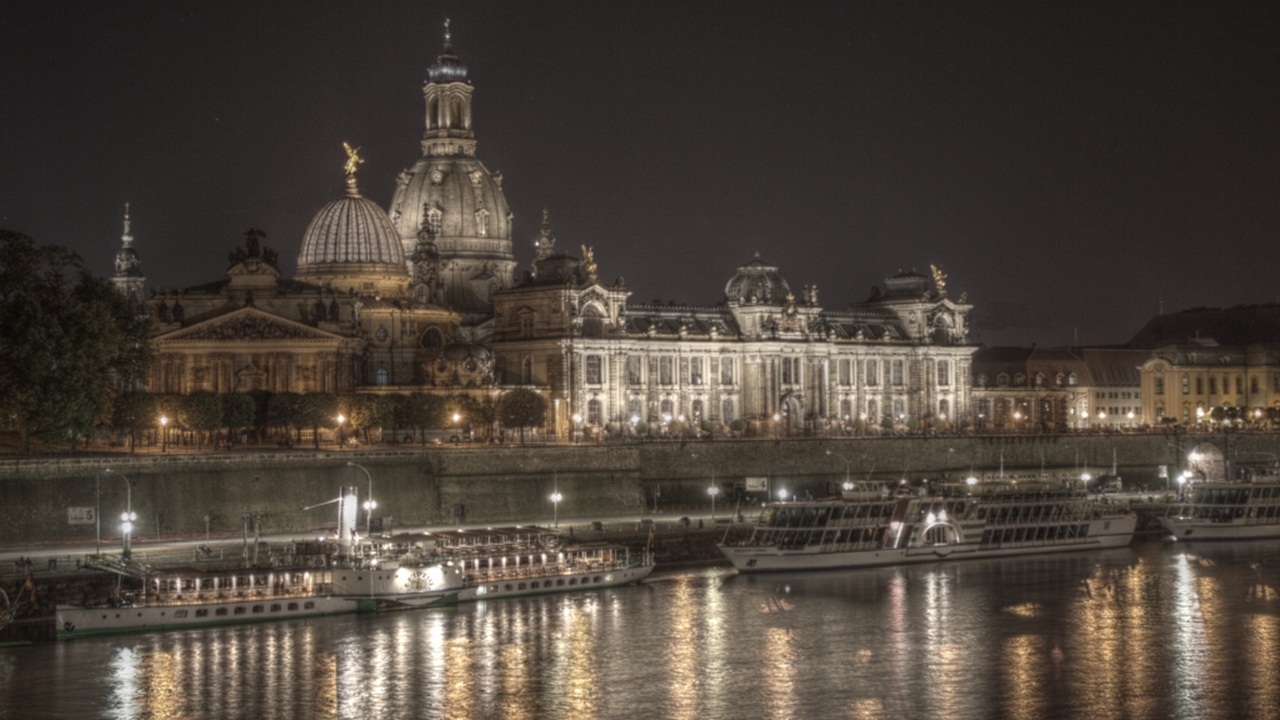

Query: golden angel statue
left=343, top=142, right=364, bottom=177
left=581, top=245, right=598, bottom=278
left=930, top=264, right=947, bottom=295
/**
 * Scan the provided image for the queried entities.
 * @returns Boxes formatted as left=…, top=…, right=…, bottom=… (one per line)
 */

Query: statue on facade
left=581, top=245, right=598, bottom=281
left=930, top=264, right=948, bottom=296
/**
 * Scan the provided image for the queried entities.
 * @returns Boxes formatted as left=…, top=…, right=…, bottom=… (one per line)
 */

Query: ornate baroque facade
left=491, top=215, right=975, bottom=436
left=112, top=22, right=979, bottom=436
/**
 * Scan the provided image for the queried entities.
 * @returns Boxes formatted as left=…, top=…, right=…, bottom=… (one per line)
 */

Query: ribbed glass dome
left=298, top=188, right=406, bottom=273
left=724, top=255, right=791, bottom=305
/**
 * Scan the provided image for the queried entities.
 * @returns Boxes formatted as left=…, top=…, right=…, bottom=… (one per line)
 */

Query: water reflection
left=4, top=543, right=1280, bottom=719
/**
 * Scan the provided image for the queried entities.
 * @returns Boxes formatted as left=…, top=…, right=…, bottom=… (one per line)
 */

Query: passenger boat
left=1160, top=479, right=1280, bottom=540
left=718, top=480, right=1136, bottom=573
left=338, top=526, right=654, bottom=611
left=57, top=559, right=355, bottom=640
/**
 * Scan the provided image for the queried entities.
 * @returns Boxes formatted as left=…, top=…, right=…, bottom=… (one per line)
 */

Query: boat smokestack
left=338, top=486, right=358, bottom=557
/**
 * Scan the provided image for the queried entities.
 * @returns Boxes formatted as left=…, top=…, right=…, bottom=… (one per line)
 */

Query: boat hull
left=461, top=564, right=654, bottom=601
left=57, top=595, right=355, bottom=639
left=1159, top=519, right=1280, bottom=541
left=720, top=517, right=1136, bottom=573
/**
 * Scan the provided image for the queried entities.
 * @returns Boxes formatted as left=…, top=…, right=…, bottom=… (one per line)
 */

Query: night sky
left=5, top=2, right=1279, bottom=347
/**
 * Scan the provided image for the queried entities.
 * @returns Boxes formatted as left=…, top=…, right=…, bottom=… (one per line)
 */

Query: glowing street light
left=572, top=412, right=582, bottom=443
left=777, top=488, right=789, bottom=502
left=336, top=414, right=346, bottom=448
left=347, top=461, right=375, bottom=535
left=707, top=484, right=721, bottom=522
left=549, top=491, right=563, bottom=528
left=105, top=468, right=134, bottom=562
left=159, top=415, right=169, bottom=453
left=826, top=450, right=852, bottom=491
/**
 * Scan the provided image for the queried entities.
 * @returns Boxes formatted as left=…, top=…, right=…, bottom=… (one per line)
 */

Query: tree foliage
left=111, top=392, right=158, bottom=453
left=0, top=231, right=151, bottom=451
left=221, top=393, right=256, bottom=442
left=297, top=392, right=339, bottom=448
left=179, top=391, right=222, bottom=449
left=395, top=393, right=446, bottom=444
left=497, top=388, right=548, bottom=443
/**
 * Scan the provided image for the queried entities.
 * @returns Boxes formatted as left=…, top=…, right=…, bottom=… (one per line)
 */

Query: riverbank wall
left=2, top=432, right=1276, bottom=546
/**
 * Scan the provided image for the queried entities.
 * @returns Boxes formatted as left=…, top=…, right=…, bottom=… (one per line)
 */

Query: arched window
left=587, top=399, right=602, bottom=427
left=475, top=208, right=490, bottom=237
left=420, top=327, right=444, bottom=348
left=375, top=368, right=389, bottom=387
left=997, top=373, right=1010, bottom=387
left=692, top=399, right=704, bottom=421
left=426, top=206, right=442, bottom=237
left=721, top=399, right=734, bottom=423
left=1068, top=373, right=1078, bottom=386
left=938, top=399, right=950, bottom=419
left=581, top=307, right=604, bottom=338
left=659, top=399, right=674, bottom=419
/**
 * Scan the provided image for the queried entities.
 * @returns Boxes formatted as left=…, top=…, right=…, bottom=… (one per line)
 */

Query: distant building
left=109, top=23, right=978, bottom=437
left=1132, top=306, right=1280, bottom=425
left=971, top=347, right=1146, bottom=431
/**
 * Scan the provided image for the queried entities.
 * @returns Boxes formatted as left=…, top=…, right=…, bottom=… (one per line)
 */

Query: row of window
left=976, top=372, right=1077, bottom=388
left=103, top=600, right=319, bottom=622
left=592, top=356, right=954, bottom=388
left=1160, top=374, right=1269, bottom=396
left=476, top=574, right=608, bottom=596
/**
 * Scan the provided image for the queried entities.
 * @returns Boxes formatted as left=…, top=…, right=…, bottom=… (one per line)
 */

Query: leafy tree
left=0, top=231, right=151, bottom=452
left=298, top=392, right=339, bottom=449
left=497, top=388, right=548, bottom=443
left=343, top=394, right=395, bottom=444
left=452, top=394, right=498, bottom=441
left=111, top=392, right=158, bottom=453
left=221, top=393, right=256, bottom=445
left=179, top=391, right=222, bottom=449
left=395, top=392, right=446, bottom=445
left=267, top=392, right=303, bottom=443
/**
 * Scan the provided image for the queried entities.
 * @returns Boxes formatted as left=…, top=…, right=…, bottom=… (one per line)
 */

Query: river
left=2, top=540, right=1278, bottom=719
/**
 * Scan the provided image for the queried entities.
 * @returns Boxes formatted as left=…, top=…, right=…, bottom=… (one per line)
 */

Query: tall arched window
left=375, top=368, right=389, bottom=387
left=721, top=399, right=734, bottom=423
left=587, top=399, right=602, bottom=427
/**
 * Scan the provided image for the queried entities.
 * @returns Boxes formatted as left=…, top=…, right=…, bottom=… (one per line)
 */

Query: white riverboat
left=1160, top=479, right=1280, bottom=540
left=719, top=480, right=1136, bottom=573
left=339, top=526, right=654, bottom=611
left=57, top=561, right=355, bottom=639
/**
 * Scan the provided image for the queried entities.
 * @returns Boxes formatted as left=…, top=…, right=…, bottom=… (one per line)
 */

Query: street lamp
left=549, top=490, right=563, bottom=528
left=572, top=413, right=582, bottom=443
left=777, top=488, right=788, bottom=502
left=105, top=468, right=134, bottom=562
left=347, top=461, right=375, bottom=535
left=708, top=484, right=720, bottom=522
left=159, top=415, right=169, bottom=453
left=336, top=414, right=345, bottom=448
left=826, top=450, right=852, bottom=491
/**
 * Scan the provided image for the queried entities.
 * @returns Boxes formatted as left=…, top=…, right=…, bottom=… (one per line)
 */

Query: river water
left=2, top=540, right=1278, bottom=720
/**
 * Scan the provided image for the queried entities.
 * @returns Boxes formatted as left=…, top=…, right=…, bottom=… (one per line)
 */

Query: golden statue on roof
left=342, top=142, right=364, bottom=177
left=930, top=264, right=947, bottom=296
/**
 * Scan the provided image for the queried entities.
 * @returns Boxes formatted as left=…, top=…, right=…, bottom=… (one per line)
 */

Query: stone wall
left=2, top=431, right=1275, bottom=546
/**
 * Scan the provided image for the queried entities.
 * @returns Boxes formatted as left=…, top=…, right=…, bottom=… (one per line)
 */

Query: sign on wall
left=745, top=477, right=768, bottom=492
left=67, top=507, right=96, bottom=525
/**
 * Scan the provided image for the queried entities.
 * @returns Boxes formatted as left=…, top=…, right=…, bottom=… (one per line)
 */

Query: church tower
left=112, top=202, right=146, bottom=309
left=389, top=19, right=515, bottom=328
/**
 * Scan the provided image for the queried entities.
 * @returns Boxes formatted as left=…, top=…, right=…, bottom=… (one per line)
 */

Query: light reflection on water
left=3, top=541, right=1280, bottom=719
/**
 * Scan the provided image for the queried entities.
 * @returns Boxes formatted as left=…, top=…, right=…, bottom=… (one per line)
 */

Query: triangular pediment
left=158, top=307, right=345, bottom=343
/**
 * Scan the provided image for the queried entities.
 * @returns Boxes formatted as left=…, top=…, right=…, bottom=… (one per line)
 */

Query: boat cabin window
left=253, top=606, right=264, bottom=614
left=195, top=609, right=208, bottom=617
left=288, top=603, right=299, bottom=611
left=174, top=610, right=188, bottom=619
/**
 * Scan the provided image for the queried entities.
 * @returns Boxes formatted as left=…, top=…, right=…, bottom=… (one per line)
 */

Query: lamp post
left=777, top=488, right=789, bottom=502
left=336, top=414, right=345, bottom=448
left=572, top=413, right=582, bottom=443
left=826, top=450, right=852, bottom=492
left=347, top=461, right=375, bottom=535
left=105, top=468, right=134, bottom=562
left=159, top=415, right=169, bottom=453
left=549, top=490, right=563, bottom=528
left=708, top=484, right=720, bottom=522
left=452, top=412, right=461, bottom=443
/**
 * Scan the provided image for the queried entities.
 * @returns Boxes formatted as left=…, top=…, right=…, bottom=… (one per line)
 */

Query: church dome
left=724, top=255, right=791, bottom=305
left=297, top=177, right=408, bottom=295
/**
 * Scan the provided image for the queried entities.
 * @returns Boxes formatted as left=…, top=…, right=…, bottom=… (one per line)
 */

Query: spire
left=534, top=208, right=556, bottom=261
left=443, top=17, right=452, bottom=53
left=121, top=202, right=134, bottom=248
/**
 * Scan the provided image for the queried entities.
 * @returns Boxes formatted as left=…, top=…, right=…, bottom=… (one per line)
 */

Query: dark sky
left=5, top=2, right=1279, bottom=347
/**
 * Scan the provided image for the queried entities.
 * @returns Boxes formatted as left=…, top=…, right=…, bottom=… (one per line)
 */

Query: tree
left=497, top=388, right=548, bottom=443
left=221, top=393, right=256, bottom=445
left=0, top=231, right=151, bottom=452
left=452, top=394, right=498, bottom=441
left=343, top=394, right=395, bottom=445
left=267, top=392, right=304, bottom=443
left=111, top=392, right=158, bottom=453
left=298, top=392, right=339, bottom=449
left=179, top=391, right=222, bottom=449
left=395, top=393, right=446, bottom=445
